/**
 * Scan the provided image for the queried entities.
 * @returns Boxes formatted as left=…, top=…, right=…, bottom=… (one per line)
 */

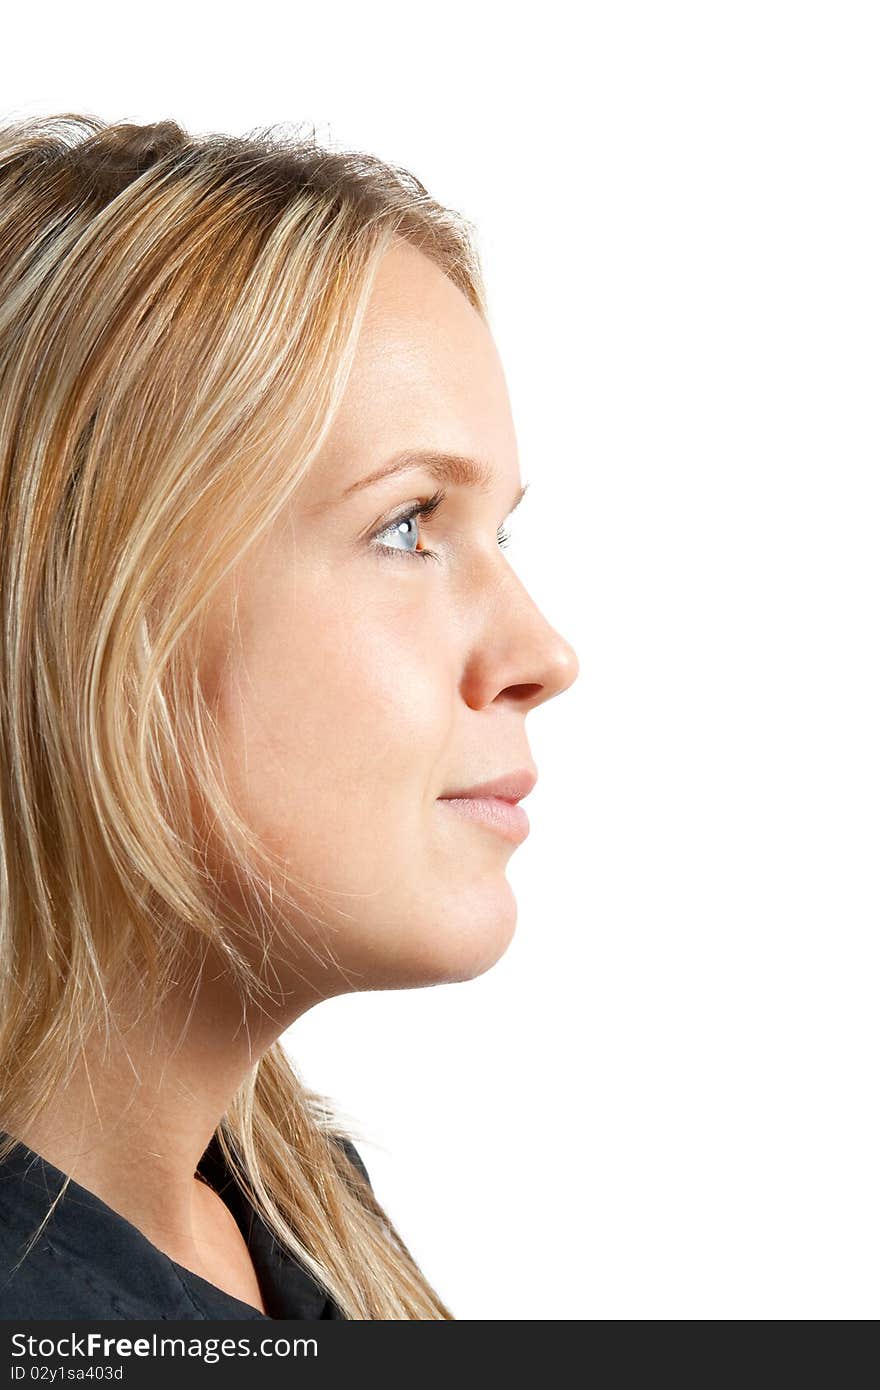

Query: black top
left=0, top=1129, right=371, bottom=1320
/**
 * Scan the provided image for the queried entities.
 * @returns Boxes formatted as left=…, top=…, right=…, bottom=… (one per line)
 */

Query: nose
left=507, top=623, right=579, bottom=714
left=464, top=571, right=581, bottom=713
left=545, top=629, right=580, bottom=700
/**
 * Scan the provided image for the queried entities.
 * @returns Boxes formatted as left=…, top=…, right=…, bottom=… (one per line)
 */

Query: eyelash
left=371, top=486, right=512, bottom=563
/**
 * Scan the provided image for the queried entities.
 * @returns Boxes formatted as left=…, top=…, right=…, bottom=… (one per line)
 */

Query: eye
left=370, top=487, right=514, bottom=563
left=372, top=493, right=443, bottom=563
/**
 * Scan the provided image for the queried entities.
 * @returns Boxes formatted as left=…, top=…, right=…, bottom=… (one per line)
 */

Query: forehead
left=301, top=240, right=519, bottom=502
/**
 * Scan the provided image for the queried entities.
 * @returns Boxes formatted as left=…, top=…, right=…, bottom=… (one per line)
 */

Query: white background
left=3, top=1, right=877, bottom=1319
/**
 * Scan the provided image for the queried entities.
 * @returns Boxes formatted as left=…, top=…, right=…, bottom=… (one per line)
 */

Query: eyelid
left=376, top=488, right=446, bottom=534
left=369, top=482, right=523, bottom=539
left=365, top=488, right=444, bottom=543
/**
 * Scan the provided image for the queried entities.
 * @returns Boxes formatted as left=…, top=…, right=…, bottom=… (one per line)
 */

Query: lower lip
left=436, top=796, right=530, bottom=844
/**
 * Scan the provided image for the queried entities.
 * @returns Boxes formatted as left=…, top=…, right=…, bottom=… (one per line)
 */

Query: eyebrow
left=337, top=449, right=530, bottom=515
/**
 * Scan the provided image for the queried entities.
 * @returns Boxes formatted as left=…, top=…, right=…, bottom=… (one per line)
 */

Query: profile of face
left=199, top=240, right=579, bottom=1005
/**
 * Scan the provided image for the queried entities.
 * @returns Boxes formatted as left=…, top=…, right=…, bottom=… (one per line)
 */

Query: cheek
left=198, top=567, right=516, bottom=992
left=212, top=587, right=455, bottom=890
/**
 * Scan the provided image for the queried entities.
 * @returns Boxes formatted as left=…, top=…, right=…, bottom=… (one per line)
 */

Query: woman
left=0, top=113, right=579, bottom=1320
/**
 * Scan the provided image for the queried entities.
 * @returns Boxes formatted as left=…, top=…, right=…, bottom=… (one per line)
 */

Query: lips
left=437, top=768, right=537, bottom=804
left=436, top=768, right=537, bottom=846
left=436, top=792, right=532, bottom=844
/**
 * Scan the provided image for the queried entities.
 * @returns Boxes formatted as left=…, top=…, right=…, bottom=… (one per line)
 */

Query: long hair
left=0, top=111, right=489, bottom=1318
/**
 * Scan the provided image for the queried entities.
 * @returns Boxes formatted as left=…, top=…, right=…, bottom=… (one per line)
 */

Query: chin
left=390, top=878, right=519, bottom=988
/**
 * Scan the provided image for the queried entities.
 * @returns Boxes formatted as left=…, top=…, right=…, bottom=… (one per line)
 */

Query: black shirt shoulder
left=333, top=1133, right=372, bottom=1187
left=0, top=1129, right=372, bottom=1320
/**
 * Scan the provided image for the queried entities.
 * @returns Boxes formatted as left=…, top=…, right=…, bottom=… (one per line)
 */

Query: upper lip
left=438, top=768, right=538, bottom=803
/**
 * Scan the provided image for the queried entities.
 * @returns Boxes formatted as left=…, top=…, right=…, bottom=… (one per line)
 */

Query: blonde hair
left=0, top=111, right=489, bottom=1319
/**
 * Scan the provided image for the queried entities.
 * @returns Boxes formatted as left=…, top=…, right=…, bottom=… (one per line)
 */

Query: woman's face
left=202, top=240, right=579, bottom=1001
